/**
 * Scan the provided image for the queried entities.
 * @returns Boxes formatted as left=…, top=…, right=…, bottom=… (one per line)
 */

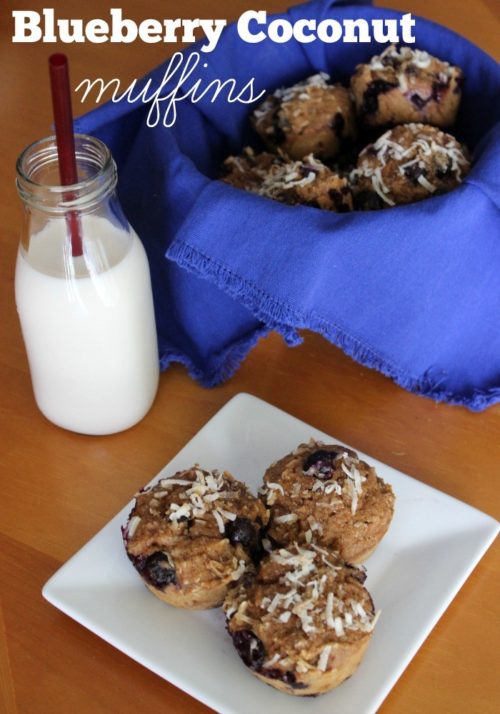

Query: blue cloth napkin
left=75, top=0, right=500, bottom=411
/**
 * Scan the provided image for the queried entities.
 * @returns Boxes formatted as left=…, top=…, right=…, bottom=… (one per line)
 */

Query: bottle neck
left=16, top=134, right=117, bottom=215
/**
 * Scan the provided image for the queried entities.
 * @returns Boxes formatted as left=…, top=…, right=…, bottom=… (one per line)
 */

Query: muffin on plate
left=351, top=44, right=463, bottom=128
left=259, top=440, right=395, bottom=564
left=122, top=466, right=269, bottom=609
left=222, top=148, right=353, bottom=212
left=224, top=542, right=378, bottom=695
left=350, top=123, right=470, bottom=209
left=251, top=72, right=357, bottom=161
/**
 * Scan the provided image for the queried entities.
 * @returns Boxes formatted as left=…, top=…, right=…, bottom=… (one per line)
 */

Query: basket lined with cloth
left=75, top=0, right=500, bottom=411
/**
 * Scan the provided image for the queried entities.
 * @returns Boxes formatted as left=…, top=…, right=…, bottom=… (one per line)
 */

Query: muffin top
left=123, top=466, right=269, bottom=590
left=352, top=44, right=462, bottom=114
left=363, top=44, right=459, bottom=78
left=225, top=542, right=377, bottom=674
left=260, top=440, right=393, bottom=549
left=252, top=72, right=356, bottom=159
left=223, top=148, right=352, bottom=212
left=351, top=123, right=470, bottom=207
left=222, top=148, right=280, bottom=192
left=252, top=72, right=340, bottom=132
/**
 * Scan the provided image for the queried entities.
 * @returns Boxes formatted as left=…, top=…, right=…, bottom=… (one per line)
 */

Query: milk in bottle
left=15, top=135, right=159, bottom=435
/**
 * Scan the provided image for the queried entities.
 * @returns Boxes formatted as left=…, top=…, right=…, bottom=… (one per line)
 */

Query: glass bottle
left=15, top=134, right=159, bottom=435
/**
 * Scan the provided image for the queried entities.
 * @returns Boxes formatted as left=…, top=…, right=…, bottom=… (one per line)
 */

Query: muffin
left=122, top=466, right=269, bottom=609
left=222, top=147, right=353, bottom=212
left=351, top=123, right=471, bottom=209
left=221, top=148, right=280, bottom=192
left=260, top=441, right=395, bottom=563
left=251, top=72, right=357, bottom=161
left=224, top=542, right=378, bottom=695
left=351, top=44, right=463, bottom=128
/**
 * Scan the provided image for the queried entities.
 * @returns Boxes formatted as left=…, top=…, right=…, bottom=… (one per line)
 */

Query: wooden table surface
left=1, top=1, right=499, bottom=713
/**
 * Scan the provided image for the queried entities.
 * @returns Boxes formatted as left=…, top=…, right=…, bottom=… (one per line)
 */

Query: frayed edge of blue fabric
left=158, top=323, right=274, bottom=388
left=167, top=239, right=500, bottom=412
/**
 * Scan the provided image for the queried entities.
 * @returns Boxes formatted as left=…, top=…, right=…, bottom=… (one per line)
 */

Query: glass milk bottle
left=15, top=134, right=159, bottom=435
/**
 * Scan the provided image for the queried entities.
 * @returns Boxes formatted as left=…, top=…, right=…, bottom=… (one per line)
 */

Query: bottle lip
left=16, top=134, right=117, bottom=212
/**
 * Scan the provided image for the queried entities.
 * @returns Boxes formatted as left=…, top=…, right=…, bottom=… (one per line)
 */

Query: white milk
left=15, top=214, right=159, bottom=434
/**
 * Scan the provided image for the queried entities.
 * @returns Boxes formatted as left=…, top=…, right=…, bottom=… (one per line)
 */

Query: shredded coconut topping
left=352, top=124, right=470, bottom=200
left=252, top=72, right=332, bottom=129
left=246, top=544, right=377, bottom=643
left=367, top=44, right=452, bottom=75
left=305, top=446, right=367, bottom=512
left=253, top=154, right=328, bottom=198
left=266, top=443, right=368, bottom=516
left=157, top=467, right=238, bottom=532
left=273, top=72, right=331, bottom=104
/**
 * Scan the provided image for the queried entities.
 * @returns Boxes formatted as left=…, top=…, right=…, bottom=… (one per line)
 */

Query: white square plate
left=43, top=393, right=499, bottom=714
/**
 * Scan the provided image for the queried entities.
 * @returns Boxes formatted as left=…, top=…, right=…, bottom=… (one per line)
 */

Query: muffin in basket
left=351, top=44, right=463, bottom=128
left=351, top=123, right=470, bottom=209
left=123, top=466, right=269, bottom=609
left=259, top=441, right=395, bottom=564
left=251, top=72, right=357, bottom=161
left=222, top=147, right=353, bottom=211
left=224, top=542, right=378, bottom=695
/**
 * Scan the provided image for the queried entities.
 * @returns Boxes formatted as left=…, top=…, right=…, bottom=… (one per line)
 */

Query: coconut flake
left=266, top=482, right=285, bottom=495
left=352, top=601, right=367, bottom=618
left=213, top=509, right=225, bottom=533
left=264, top=654, right=281, bottom=667
left=325, top=592, right=335, bottom=628
left=367, top=609, right=382, bottom=631
left=312, top=480, right=325, bottom=493
left=268, top=593, right=284, bottom=613
left=127, top=516, right=141, bottom=538
left=317, top=645, right=332, bottom=672
left=262, top=538, right=273, bottom=553
left=274, top=513, right=298, bottom=524
left=160, top=478, right=193, bottom=487
left=417, top=174, right=436, bottom=192
left=169, top=503, right=191, bottom=521
left=219, top=508, right=237, bottom=521
left=334, top=616, right=345, bottom=637
left=231, top=559, right=247, bottom=581
left=203, top=492, right=221, bottom=502
left=371, top=169, right=395, bottom=206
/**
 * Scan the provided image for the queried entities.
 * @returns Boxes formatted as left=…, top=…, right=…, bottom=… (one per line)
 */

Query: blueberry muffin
left=222, top=148, right=353, bottom=212
left=224, top=542, right=378, bottom=695
left=122, top=466, right=269, bottom=609
left=351, top=44, right=463, bottom=129
left=221, top=148, right=280, bottom=192
left=259, top=441, right=395, bottom=564
left=251, top=72, right=357, bottom=161
left=351, top=123, right=470, bottom=209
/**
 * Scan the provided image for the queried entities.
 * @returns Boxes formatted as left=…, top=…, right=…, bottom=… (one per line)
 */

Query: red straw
left=48, top=53, right=82, bottom=257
